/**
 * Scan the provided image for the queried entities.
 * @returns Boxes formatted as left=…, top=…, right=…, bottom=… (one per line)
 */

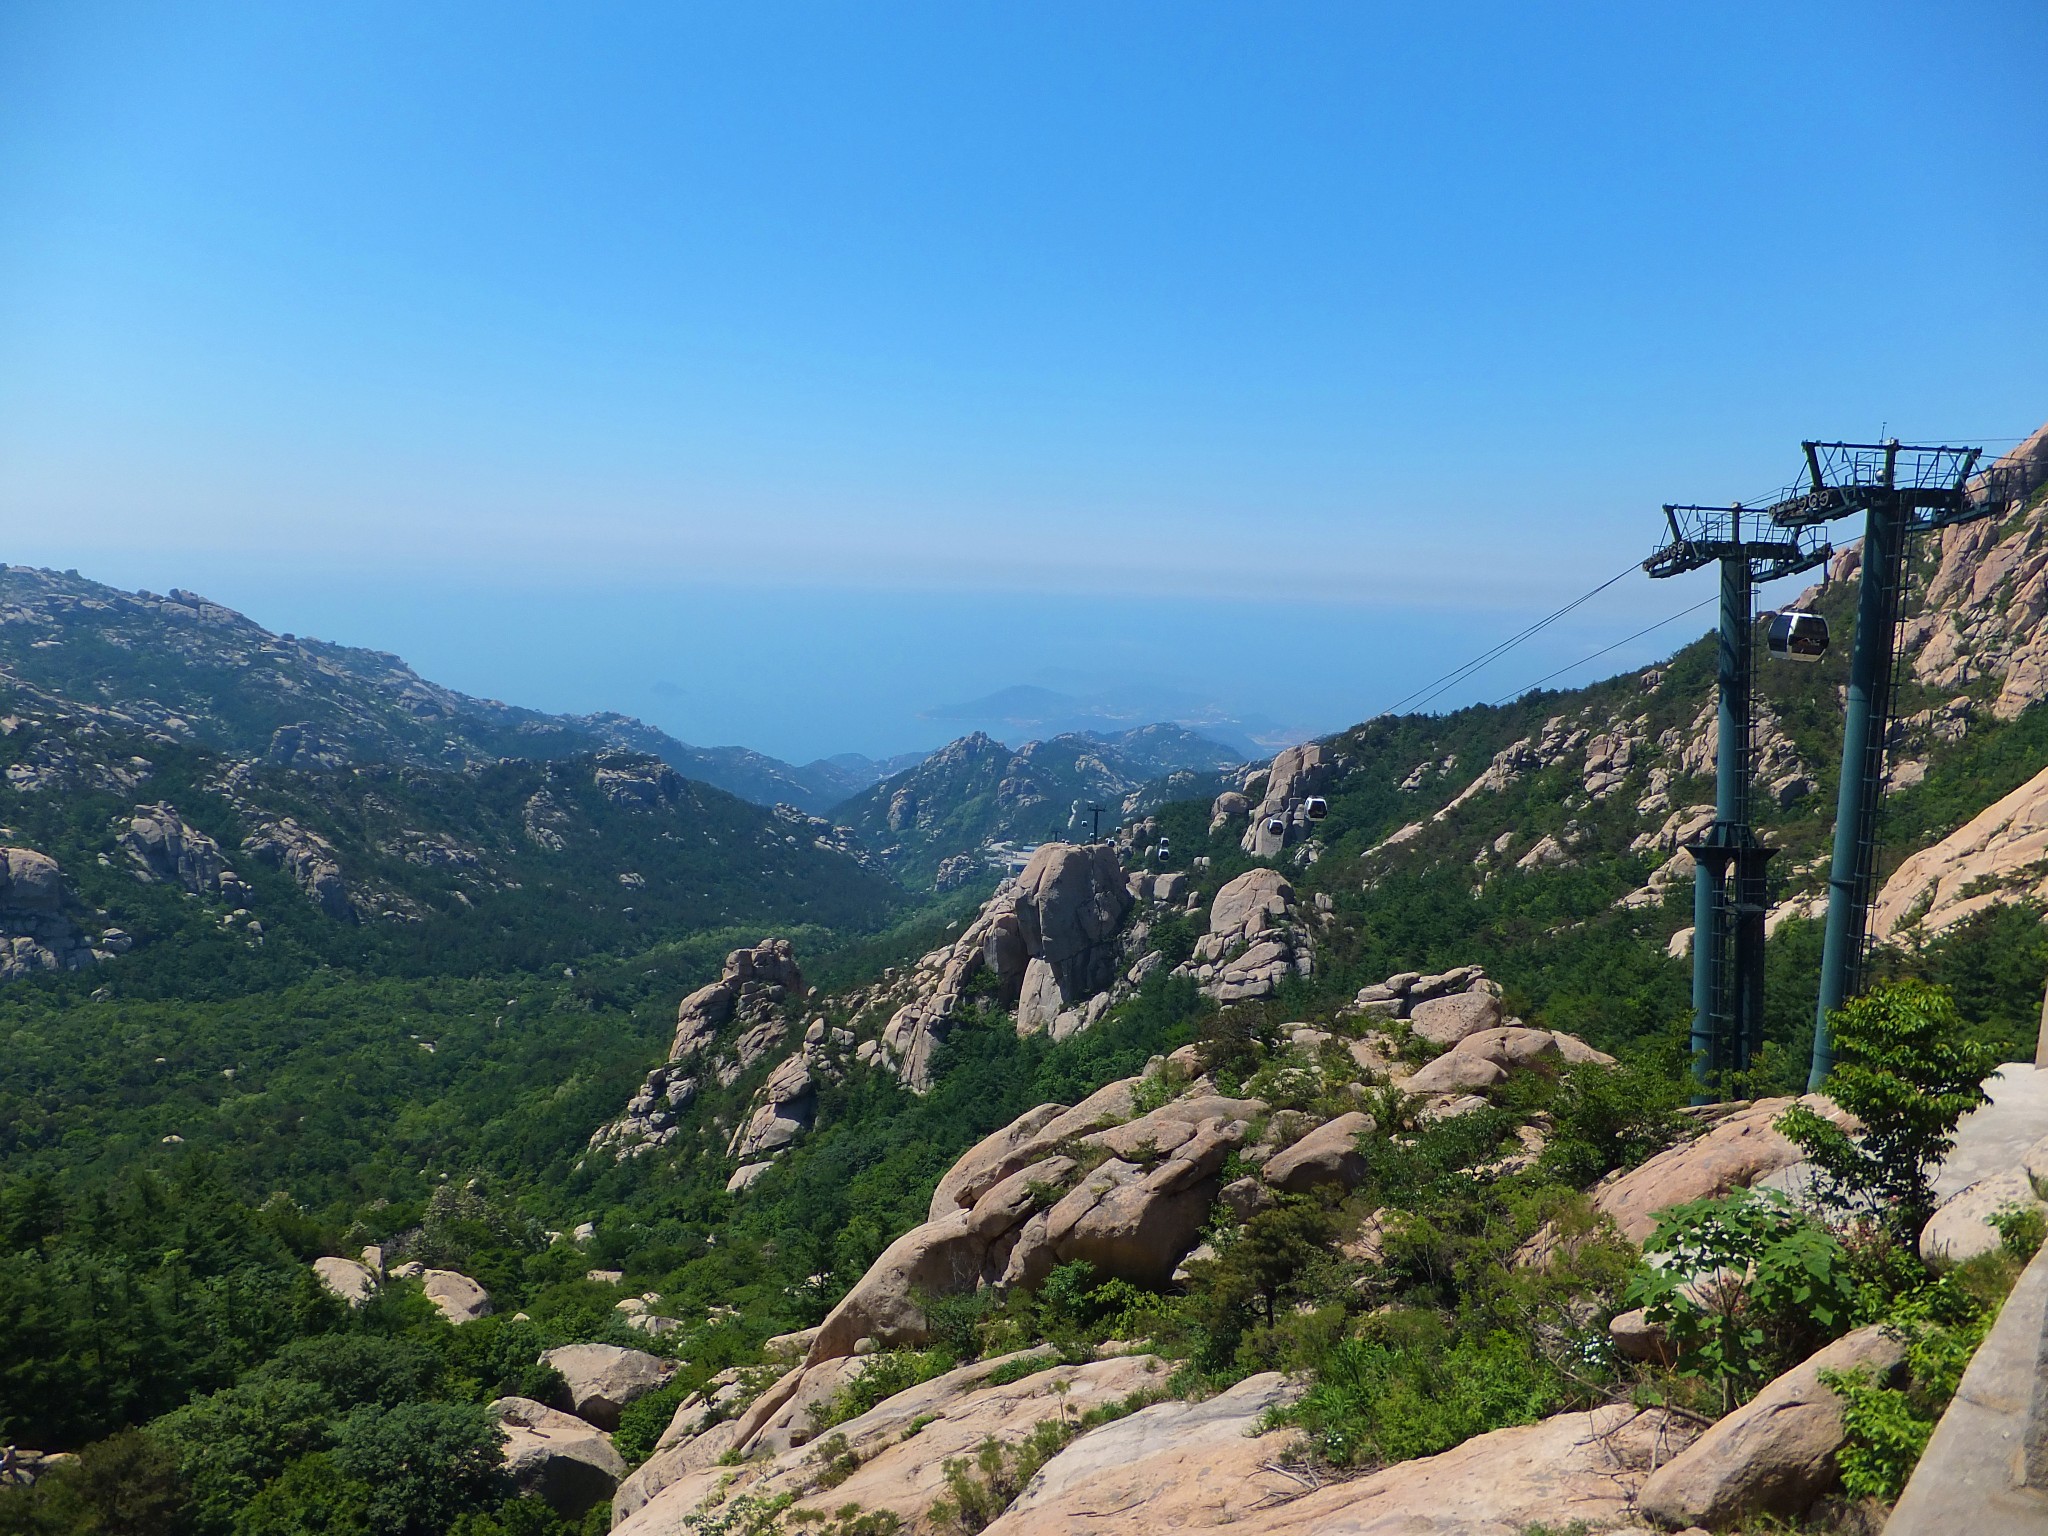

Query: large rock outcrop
left=984, top=1381, right=1696, bottom=1535
left=590, top=940, right=802, bottom=1159
left=1873, top=760, right=2048, bottom=939
left=1520, top=1094, right=1854, bottom=1263
left=488, top=1396, right=626, bottom=1518
left=799, top=1087, right=1256, bottom=1368
left=540, top=1344, right=677, bottom=1431
left=240, top=818, right=353, bottom=920
left=1174, top=867, right=1311, bottom=1001
left=611, top=1354, right=1166, bottom=1536
left=0, top=846, right=96, bottom=980
left=120, top=802, right=245, bottom=899
left=880, top=843, right=1131, bottom=1088
left=1238, top=743, right=1335, bottom=856
left=1637, top=1325, right=1905, bottom=1527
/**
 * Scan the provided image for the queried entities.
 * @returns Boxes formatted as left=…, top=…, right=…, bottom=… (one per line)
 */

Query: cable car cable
left=1376, top=561, right=1643, bottom=719
left=1488, top=595, right=1717, bottom=705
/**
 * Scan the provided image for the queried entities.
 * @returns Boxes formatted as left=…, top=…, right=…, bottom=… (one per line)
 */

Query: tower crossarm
left=1644, top=503, right=1830, bottom=582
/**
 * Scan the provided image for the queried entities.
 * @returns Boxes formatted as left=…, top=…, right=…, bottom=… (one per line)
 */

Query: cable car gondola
left=1304, top=796, right=1329, bottom=821
left=1766, top=611, right=1829, bottom=664
left=1264, top=816, right=1286, bottom=836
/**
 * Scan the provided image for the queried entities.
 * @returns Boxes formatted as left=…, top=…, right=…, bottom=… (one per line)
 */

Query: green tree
left=331, top=1402, right=505, bottom=1536
left=0, top=1430, right=191, bottom=1536
left=231, top=1455, right=372, bottom=1536
left=1778, top=981, right=1999, bottom=1238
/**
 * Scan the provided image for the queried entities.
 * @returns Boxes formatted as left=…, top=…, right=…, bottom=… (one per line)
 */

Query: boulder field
left=603, top=977, right=1902, bottom=1536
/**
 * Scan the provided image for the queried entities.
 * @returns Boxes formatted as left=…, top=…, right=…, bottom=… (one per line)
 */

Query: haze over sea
left=5, top=2, right=2044, bottom=759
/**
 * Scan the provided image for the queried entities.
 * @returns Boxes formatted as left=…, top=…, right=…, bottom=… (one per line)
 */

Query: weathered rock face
left=1638, top=1325, right=1905, bottom=1527
left=1261, top=1111, right=1372, bottom=1193
left=806, top=1083, right=1258, bottom=1365
left=241, top=818, right=353, bottom=920
left=420, top=1268, right=491, bottom=1325
left=982, top=1379, right=1696, bottom=1536
left=590, top=939, right=802, bottom=1160
left=541, top=1343, right=677, bottom=1431
left=1919, top=1168, right=2047, bottom=1263
left=120, top=802, right=241, bottom=898
left=1237, top=743, right=1335, bottom=855
left=1174, top=868, right=1311, bottom=1002
left=311, top=1256, right=377, bottom=1306
left=1588, top=1095, right=1851, bottom=1245
left=0, top=847, right=96, bottom=980
left=880, top=843, right=1131, bottom=1089
left=671, top=940, right=803, bottom=1061
left=1407, top=988, right=1505, bottom=1048
left=488, top=1396, right=626, bottom=1518
left=612, top=1354, right=1166, bottom=1536
left=1874, top=760, right=2048, bottom=939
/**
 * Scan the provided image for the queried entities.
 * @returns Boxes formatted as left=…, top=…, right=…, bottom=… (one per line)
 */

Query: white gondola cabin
left=1304, top=796, right=1329, bottom=821
left=1767, top=611, right=1829, bottom=663
left=1264, top=816, right=1287, bottom=836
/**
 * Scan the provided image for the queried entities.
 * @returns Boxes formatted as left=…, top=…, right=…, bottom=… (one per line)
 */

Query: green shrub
left=1990, top=1202, right=2046, bottom=1262
left=1285, top=1326, right=1558, bottom=1468
left=612, top=1377, right=692, bottom=1467
left=1778, top=981, right=1998, bottom=1238
left=808, top=1351, right=955, bottom=1434
left=1625, top=1189, right=1855, bottom=1411
left=1823, top=1273, right=1997, bottom=1500
left=0, top=1429, right=192, bottom=1536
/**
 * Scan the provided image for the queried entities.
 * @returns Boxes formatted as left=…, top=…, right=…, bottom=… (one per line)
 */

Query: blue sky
left=2, top=2, right=2044, bottom=760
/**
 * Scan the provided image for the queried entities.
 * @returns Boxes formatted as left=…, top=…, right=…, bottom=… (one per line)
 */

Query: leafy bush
left=330, top=1402, right=506, bottom=1536
left=808, top=1351, right=956, bottom=1435
left=1285, top=1324, right=1559, bottom=1468
left=1823, top=1273, right=1997, bottom=1500
left=0, top=1429, right=192, bottom=1536
left=1625, top=1189, right=1854, bottom=1411
left=1777, top=981, right=1998, bottom=1238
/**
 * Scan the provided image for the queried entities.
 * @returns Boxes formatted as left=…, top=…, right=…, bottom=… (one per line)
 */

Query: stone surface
left=1586, top=1095, right=1851, bottom=1245
left=880, top=843, right=1131, bottom=1090
left=1885, top=1237, right=2048, bottom=1535
left=1407, top=988, right=1504, bottom=1047
left=1608, top=1306, right=1673, bottom=1365
left=591, top=940, right=801, bottom=1159
left=312, top=1255, right=376, bottom=1306
left=541, top=1343, right=678, bottom=1431
left=612, top=1355, right=1164, bottom=1536
left=1638, top=1325, right=1905, bottom=1528
left=1261, top=1112, right=1373, bottom=1193
left=0, top=846, right=94, bottom=979
left=488, top=1395, right=626, bottom=1518
left=119, top=802, right=231, bottom=896
left=420, top=1268, right=491, bottom=1324
left=985, top=1379, right=1696, bottom=1536
left=1919, top=1168, right=2047, bottom=1264
left=1874, top=762, right=2048, bottom=938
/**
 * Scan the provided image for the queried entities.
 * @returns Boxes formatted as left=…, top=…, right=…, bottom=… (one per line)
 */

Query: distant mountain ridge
left=0, top=566, right=900, bottom=814
left=921, top=681, right=1306, bottom=760
left=831, top=722, right=1247, bottom=885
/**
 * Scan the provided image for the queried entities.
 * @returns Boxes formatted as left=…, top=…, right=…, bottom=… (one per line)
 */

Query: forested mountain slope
left=831, top=724, right=1245, bottom=886
left=0, top=566, right=901, bottom=813
left=6, top=426, right=2048, bottom=1536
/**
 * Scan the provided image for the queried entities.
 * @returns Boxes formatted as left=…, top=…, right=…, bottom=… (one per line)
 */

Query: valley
left=5, top=424, right=2048, bottom=1536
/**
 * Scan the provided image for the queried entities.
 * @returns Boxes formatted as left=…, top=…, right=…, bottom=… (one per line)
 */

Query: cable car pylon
left=1645, top=504, right=1830, bottom=1101
left=1765, top=440, right=2045, bottom=1089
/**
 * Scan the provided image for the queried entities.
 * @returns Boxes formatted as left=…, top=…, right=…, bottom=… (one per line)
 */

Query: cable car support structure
left=1763, top=441, right=2044, bottom=1088
left=1644, top=505, right=1830, bottom=1100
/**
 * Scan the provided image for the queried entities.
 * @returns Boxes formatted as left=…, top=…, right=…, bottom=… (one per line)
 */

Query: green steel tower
left=1764, top=441, right=2039, bottom=1089
left=1645, top=504, right=1828, bottom=1099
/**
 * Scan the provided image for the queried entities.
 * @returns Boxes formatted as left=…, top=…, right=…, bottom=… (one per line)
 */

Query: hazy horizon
left=5, top=3, right=2044, bottom=760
